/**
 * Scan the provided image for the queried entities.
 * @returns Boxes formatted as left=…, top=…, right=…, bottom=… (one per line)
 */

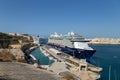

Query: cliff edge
left=0, top=62, right=63, bottom=80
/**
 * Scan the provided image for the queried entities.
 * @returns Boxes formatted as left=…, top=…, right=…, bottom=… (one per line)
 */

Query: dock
left=40, top=45, right=102, bottom=80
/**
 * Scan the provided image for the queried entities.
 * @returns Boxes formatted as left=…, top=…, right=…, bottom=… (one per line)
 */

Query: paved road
left=0, top=62, right=63, bottom=80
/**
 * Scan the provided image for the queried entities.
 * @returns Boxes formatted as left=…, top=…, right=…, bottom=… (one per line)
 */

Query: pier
left=40, top=45, right=102, bottom=80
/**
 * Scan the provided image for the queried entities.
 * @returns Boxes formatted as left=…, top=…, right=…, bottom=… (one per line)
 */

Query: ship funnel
left=71, top=32, right=74, bottom=35
left=54, top=32, right=59, bottom=37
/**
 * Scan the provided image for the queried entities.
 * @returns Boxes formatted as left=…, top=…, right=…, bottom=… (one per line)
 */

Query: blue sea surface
left=31, top=48, right=54, bottom=65
left=90, top=44, right=120, bottom=80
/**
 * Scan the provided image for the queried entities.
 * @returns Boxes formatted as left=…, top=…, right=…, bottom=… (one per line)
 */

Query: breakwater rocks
left=88, top=38, right=120, bottom=44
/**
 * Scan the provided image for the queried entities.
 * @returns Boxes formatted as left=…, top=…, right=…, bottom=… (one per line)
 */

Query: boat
left=49, top=56, right=54, bottom=60
left=40, top=48, right=49, bottom=56
left=48, top=32, right=96, bottom=61
left=44, top=52, right=49, bottom=56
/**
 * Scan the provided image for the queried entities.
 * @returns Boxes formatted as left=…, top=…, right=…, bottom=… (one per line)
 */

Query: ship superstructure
left=48, top=32, right=96, bottom=61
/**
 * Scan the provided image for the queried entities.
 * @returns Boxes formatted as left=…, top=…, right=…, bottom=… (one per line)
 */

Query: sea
left=90, top=44, right=120, bottom=80
left=31, top=44, right=120, bottom=80
left=31, top=48, right=54, bottom=65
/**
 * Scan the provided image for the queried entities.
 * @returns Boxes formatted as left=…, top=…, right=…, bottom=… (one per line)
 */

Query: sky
left=0, top=0, right=120, bottom=38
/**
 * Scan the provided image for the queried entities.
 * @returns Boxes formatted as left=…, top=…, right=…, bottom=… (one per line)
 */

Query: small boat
left=49, top=57, right=54, bottom=60
left=44, top=53, right=49, bottom=56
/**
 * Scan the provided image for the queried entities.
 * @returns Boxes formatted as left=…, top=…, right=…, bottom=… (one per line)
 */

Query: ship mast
left=108, top=65, right=111, bottom=80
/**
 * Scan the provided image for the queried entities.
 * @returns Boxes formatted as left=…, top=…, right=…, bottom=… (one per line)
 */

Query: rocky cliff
left=0, top=49, right=25, bottom=62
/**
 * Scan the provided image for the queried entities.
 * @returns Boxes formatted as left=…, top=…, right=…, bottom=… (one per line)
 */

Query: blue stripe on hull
left=48, top=43, right=96, bottom=61
left=63, top=47, right=96, bottom=59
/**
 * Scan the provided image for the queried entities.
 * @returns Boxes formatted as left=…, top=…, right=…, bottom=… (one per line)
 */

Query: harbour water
left=90, top=44, right=120, bottom=80
left=31, top=48, right=54, bottom=65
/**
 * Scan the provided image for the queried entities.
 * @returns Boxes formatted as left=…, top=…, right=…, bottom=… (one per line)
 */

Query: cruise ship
left=48, top=32, right=96, bottom=61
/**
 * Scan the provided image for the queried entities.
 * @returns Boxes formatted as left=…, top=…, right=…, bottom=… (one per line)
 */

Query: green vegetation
left=0, top=32, right=12, bottom=39
left=0, top=32, right=20, bottom=48
left=0, top=32, right=33, bottom=48
left=12, top=36, right=24, bottom=40
left=0, top=32, right=24, bottom=40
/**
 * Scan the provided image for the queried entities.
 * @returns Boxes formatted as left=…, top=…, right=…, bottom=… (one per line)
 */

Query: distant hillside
left=0, top=32, right=12, bottom=39
left=88, top=38, right=120, bottom=44
left=0, top=32, right=24, bottom=40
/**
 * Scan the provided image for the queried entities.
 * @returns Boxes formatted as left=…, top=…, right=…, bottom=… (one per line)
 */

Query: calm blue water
left=90, top=44, right=120, bottom=80
left=31, top=48, right=54, bottom=65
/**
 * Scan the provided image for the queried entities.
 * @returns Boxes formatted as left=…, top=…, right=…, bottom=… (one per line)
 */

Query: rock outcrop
left=0, top=49, right=25, bottom=62
left=0, top=62, right=63, bottom=80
